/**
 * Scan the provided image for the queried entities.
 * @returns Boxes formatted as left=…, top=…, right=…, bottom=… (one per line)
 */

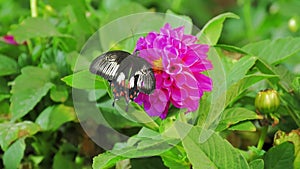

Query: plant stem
left=257, top=125, right=268, bottom=150
left=179, top=111, right=187, bottom=123
left=30, top=0, right=38, bottom=17
left=26, top=40, right=33, bottom=55
left=243, top=0, right=254, bottom=40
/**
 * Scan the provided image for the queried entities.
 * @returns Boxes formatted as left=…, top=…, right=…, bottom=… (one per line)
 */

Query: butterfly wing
left=134, top=61, right=155, bottom=94
left=89, top=50, right=130, bottom=81
left=117, top=54, right=155, bottom=98
left=90, top=50, right=155, bottom=108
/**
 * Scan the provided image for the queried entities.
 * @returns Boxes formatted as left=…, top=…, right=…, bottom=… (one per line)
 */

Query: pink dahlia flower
left=1, top=35, right=26, bottom=45
left=134, top=23, right=213, bottom=119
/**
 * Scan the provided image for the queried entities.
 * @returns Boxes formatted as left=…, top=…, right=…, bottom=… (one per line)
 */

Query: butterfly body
left=90, top=50, right=155, bottom=108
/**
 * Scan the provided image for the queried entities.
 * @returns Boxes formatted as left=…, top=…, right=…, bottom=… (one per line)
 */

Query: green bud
left=269, top=3, right=280, bottom=15
left=288, top=17, right=299, bottom=33
left=255, top=89, right=280, bottom=114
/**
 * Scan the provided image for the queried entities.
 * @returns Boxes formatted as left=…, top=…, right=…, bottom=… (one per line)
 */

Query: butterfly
left=89, top=50, right=156, bottom=110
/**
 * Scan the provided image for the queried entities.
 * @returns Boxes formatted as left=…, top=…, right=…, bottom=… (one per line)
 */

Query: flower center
left=153, top=57, right=163, bottom=71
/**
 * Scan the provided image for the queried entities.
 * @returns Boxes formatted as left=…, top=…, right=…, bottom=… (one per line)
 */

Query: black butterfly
left=89, top=50, right=155, bottom=109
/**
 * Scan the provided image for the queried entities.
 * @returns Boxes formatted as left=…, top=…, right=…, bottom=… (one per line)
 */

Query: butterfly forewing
left=89, top=50, right=130, bottom=81
left=90, top=50, right=156, bottom=107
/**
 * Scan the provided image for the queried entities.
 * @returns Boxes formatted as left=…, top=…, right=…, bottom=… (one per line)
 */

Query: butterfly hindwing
left=135, top=65, right=156, bottom=94
left=116, top=54, right=155, bottom=95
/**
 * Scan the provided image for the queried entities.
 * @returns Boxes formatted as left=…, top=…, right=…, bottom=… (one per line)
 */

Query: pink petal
left=155, top=73, right=163, bottom=88
left=174, top=73, right=186, bottom=86
left=160, top=23, right=172, bottom=36
left=189, top=44, right=209, bottom=59
left=183, top=97, right=199, bottom=112
left=163, top=76, right=173, bottom=87
left=153, top=35, right=166, bottom=49
left=177, top=71, right=198, bottom=89
left=190, top=59, right=213, bottom=72
left=159, top=101, right=170, bottom=119
left=182, top=34, right=197, bottom=45
left=1, top=35, right=20, bottom=45
left=181, top=51, right=199, bottom=66
left=146, top=90, right=169, bottom=117
left=167, top=64, right=182, bottom=75
left=193, top=73, right=213, bottom=91
left=173, top=26, right=184, bottom=40
left=164, top=45, right=179, bottom=57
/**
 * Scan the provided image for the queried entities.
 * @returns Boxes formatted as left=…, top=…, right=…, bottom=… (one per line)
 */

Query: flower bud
left=255, top=89, right=280, bottom=114
left=288, top=17, right=299, bottom=33
left=269, top=3, right=280, bottom=15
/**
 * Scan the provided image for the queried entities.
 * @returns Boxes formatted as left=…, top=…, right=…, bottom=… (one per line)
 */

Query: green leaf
left=92, top=135, right=178, bottom=169
left=10, top=66, right=54, bottom=120
left=36, top=104, right=76, bottom=131
left=0, top=121, right=40, bottom=150
left=215, top=44, right=248, bottom=54
left=0, top=77, right=11, bottom=103
left=165, top=10, right=193, bottom=34
left=61, top=70, right=107, bottom=89
left=137, top=127, right=161, bottom=138
left=175, top=122, right=249, bottom=169
left=116, top=159, right=131, bottom=169
left=3, top=138, right=26, bottom=169
left=101, top=2, right=148, bottom=26
left=242, top=37, right=300, bottom=65
left=197, top=12, right=239, bottom=45
left=228, top=121, right=256, bottom=131
left=216, top=108, right=260, bottom=131
left=273, top=130, right=300, bottom=168
left=41, top=48, right=70, bottom=76
left=66, top=51, right=79, bottom=71
left=0, top=94, right=10, bottom=103
left=249, top=159, right=264, bottom=169
left=161, top=146, right=190, bottom=169
left=114, top=101, right=159, bottom=130
left=226, top=55, right=257, bottom=87
left=226, top=74, right=277, bottom=107
left=263, top=142, right=295, bottom=169
left=0, top=54, right=18, bottom=76
left=196, top=46, right=227, bottom=131
left=95, top=99, right=144, bottom=129
left=9, top=17, right=66, bottom=43
left=131, top=157, right=168, bottom=169
left=93, top=152, right=125, bottom=169
left=0, top=77, right=9, bottom=94
left=95, top=5, right=162, bottom=52
left=0, top=100, right=9, bottom=115
left=255, top=58, right=292, bottom=92
left=28, top=155, right=44, bottom=166
left=48, top=0, right=93, bottom=47
left=50, top=85, right=69, bottom=102
left=53, top=152, right=77, bottom=169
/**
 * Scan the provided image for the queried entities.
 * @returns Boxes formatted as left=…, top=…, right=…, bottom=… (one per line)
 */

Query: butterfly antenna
left=130, top=28, right=138, bottom=54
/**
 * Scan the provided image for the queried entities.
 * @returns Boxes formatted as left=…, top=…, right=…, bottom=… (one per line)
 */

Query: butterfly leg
left=111, top=82, right=120, bottom=107
left=124, top=91, right=130, bottom=112
left=110, top=82, right=115, bottom=107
